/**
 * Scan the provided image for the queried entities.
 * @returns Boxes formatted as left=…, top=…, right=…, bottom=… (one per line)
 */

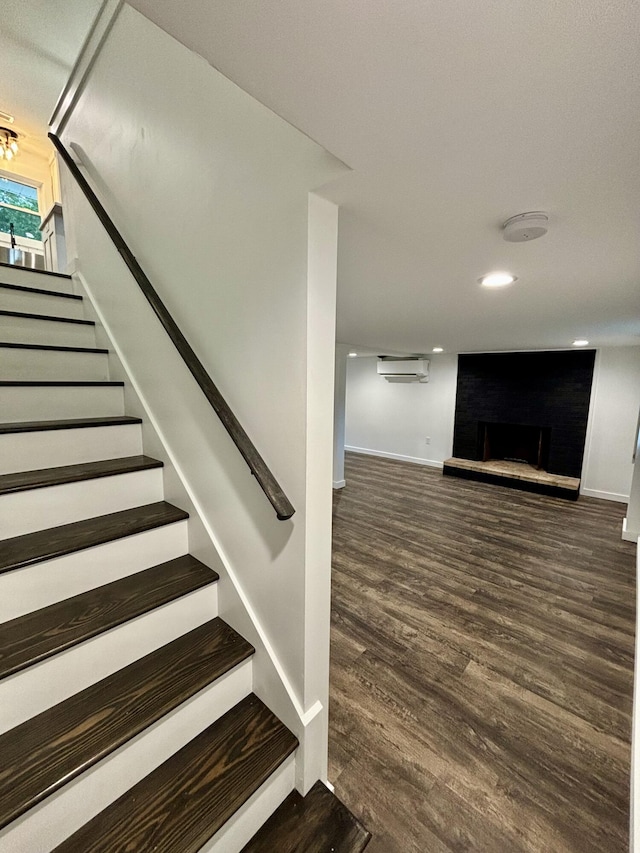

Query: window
left=0, top=176, right=42, bottom=241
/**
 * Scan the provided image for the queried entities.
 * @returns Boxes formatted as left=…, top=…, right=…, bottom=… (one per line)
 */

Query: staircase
left=0, top=264, right=370, bottom=852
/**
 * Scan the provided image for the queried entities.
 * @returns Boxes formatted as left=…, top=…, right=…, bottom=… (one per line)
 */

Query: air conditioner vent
left=377, top=358, right=429, bottom=383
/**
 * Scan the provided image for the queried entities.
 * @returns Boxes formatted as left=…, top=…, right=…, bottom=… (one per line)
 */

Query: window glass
left=0, top=178, right=39, bottom=211
left=0, top=177, right=41, bottom=240
left=0, top=207, right=42, bottom=240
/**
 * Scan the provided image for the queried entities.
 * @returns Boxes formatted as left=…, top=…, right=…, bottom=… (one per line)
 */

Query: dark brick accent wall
left=453, top=350, right=596, bottom=478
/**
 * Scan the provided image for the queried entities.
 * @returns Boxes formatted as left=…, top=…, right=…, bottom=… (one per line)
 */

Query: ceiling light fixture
left=348, top=352, right=358, bottom=357
left=572, top=339, right=589, bottom=347
left=0, top=127, right=19, bottom=161
left=0, top=111, right=15, bottom=124
left=432, top=347, right=444, bottom=353
left=479, top=271, right=517, bottom=288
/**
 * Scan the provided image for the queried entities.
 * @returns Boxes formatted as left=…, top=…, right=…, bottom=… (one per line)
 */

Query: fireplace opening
left=478, top=422, right=551, bottom=470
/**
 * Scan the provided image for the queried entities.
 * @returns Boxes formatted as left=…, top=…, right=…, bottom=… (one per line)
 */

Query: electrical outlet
left=425, top=437, right=431, bottom=445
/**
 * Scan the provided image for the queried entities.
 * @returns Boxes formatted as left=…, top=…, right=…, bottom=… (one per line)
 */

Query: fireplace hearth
left=479, top=422, right=551, bottom=470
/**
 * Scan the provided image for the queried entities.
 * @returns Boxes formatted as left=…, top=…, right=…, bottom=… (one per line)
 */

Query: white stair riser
left=0, top=661, right=253, bottom=853
left=0, top=289, right=84, bottom=318
left=0, top=424, right=143, bottom=475
left=202, top=756, right=296, bottom=853
left=0, top=520, right=188, bottom=622
left=0, top=269, right=73, bottom=294
left=0, top=347, right=109, bottom=381
left=0, top=467, right=164, bottom=539
left=0, top=314, right=96, bottom=347
left=0, top=584, right=219, bottom=733
left=0, top=384, right=124, bottom=422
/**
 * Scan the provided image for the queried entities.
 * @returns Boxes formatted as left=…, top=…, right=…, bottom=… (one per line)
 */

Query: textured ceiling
left=129, top=0, right=640, bottom=353
left=5, top=0, right=640, bottom=353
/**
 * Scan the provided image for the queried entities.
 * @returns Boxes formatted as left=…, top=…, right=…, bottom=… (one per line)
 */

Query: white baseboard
left=345, top=446, right=444, bottom=470
left=332, top=479, right=346, bottom=489
left=623, top=517, right=640, bottom=543
left=580, top=487, right=629, bottom=503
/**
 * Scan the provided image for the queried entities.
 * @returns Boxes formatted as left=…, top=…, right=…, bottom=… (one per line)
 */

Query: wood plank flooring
left=329, top=452, right=636, bottom=853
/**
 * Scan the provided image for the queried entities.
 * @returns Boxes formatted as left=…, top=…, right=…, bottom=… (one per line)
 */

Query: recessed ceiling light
left=348, top=352, right=358, bottom=357
left=572, top=339, right=589, bottom=347
left=479, top=272, right=517, bottom=288
left=432, top=347, right=444, bottom=353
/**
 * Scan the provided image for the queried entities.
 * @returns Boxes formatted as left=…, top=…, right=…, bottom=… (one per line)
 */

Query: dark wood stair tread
left=0, top=416, right=142, bottom=434
left=242, top=780, right=371, bottom=853
left=0, top=261, right=71, bottom=280
left=53, top=694, right=297, bottom=853
left=0, top=341, right=108, bottom=354
left=0, top=380, right=123, bottom=387
left=0, top=618, right=255, bottom=830
left=0, top=308, right=94, bottom=325
left=0, top=501, right=189, bottom=574
left=0, top=555, right=218, bottom=680
left=0, top=455, right=162, bottom=496
left=0, top=281, right=81, bottom=300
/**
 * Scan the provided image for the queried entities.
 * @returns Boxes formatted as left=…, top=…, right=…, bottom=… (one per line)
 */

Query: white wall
left=59, top=3, right=347, bottom=791
left=344, top=348, right=640, bottom=502
left=582, top=347, right=640, bottom=501
left=302, top=194, right=340, bottom=784
left=624, top=432, right=640, bottom=542
left=345, top=354, right=458, bottom=467
left=333, top=344, right=349, bottom=487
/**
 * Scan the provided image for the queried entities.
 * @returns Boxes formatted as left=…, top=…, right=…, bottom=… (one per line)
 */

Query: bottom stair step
left=241, top=780, right=371, bottom=853
left=53, top=693, right=298, bottom=853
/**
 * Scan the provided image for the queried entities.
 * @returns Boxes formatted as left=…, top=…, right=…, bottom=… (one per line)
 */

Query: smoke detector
left=503, top=212, right=549, bottom=242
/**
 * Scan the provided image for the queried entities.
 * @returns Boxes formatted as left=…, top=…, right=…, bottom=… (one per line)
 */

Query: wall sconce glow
left=479, top=271, right=517, bottom=288
left=348, top=352, right=358, bottom=357
left=572, top=339, right=589, bottom=347
left=432, top=347, right=444, bottom=353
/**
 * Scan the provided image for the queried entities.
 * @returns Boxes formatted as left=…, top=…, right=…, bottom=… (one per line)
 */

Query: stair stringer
left=73, top=266, right=324, bottom=794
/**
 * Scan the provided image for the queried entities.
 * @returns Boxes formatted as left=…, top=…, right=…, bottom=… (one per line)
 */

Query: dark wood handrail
left=49, top=132, right=295, bottom=520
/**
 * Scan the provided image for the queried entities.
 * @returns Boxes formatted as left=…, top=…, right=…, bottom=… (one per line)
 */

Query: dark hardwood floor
left=329, top=452, right=636, bottom=853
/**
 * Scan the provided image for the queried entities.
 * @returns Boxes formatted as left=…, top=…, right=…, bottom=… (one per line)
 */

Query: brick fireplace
left=445, top=350, right=596, bottom=498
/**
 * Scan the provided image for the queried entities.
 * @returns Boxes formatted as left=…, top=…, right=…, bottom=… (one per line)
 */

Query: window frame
left=0, top=169, right=44, bottom=246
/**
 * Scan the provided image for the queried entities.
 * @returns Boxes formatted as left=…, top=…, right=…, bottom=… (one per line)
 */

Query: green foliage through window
left=0, top=207, right=42, bottom=241
left=0, top=177, right=41, bottom=240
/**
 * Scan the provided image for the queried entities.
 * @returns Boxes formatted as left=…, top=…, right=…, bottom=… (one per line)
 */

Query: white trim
left=580, top=487, right=629, bottom=503
left=332, top=479, right=346, bottom=489
left=0, top=233, right=44, bottom=252
left=345, top=445, right=444, bottom=469
left=49, top=0, right=123, bottom=136
left=623, top=517, right=639, bottom=544
left=0, top=169, right=42, bottom=190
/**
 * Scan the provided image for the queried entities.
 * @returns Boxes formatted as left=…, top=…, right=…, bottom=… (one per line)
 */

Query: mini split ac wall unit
left=376, top=358, right=429, bottom=383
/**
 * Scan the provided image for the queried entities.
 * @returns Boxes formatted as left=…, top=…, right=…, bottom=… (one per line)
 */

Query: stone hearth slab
left=443, top=458, right=580, bottom=500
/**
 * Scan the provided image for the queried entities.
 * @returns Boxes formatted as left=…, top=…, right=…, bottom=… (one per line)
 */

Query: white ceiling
left=127, top=0, right=640, bottom=354
left=0, top=0, right=100, bottom=159
left=5, top=0, right=640, bottom=353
